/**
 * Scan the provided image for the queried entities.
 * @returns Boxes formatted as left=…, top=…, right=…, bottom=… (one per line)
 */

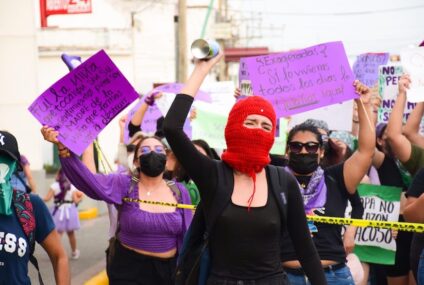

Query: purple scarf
left=287, top=166, right=327, bottom=214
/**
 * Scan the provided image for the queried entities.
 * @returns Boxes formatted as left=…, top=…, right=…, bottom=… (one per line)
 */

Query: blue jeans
left=207, top=273, right=288, bottom=285
left=418, top=249, right=424, bottom=285
left=286, top=265, right=354, bottom=285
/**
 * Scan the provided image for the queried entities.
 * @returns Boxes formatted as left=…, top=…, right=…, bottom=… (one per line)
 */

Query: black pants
left=207, top=273, right=289, bottom=285
left=108, top=240, right=176, bottom=285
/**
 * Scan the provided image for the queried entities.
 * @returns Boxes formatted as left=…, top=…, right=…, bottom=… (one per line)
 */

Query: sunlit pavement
left=29, top=214, right=109, bottom=285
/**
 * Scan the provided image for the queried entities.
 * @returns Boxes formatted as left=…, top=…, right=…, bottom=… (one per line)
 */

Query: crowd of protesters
left=1, top=43, right=424, bottom=285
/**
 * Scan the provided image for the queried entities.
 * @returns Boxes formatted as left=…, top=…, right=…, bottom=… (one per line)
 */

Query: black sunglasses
left=288, top=141, right=321, bottom=154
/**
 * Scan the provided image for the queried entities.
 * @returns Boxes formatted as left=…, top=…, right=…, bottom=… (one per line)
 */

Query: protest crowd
left=1, top=24, right=424, bottom=285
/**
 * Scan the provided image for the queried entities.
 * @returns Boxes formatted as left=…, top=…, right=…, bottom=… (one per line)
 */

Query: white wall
left=0, top=0, right=43, bottom=170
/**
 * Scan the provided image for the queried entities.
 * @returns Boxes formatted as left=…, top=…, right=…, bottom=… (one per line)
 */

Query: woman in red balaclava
left=164, top=52, right=327, bottom=284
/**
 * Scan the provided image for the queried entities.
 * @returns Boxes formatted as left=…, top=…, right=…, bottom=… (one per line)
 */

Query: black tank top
left=210, top=188, right=283, bottom=280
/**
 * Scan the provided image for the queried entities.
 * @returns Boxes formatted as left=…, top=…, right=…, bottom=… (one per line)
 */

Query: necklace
left=139, top=179, right=165, bottom=196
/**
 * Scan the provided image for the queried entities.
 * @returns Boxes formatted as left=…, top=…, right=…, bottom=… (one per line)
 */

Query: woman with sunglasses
left=281, top=81, right=375, bottom=285
left=40, top=128, right=193, bottom=285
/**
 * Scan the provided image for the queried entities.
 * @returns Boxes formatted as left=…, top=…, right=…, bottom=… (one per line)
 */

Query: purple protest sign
left=123, top=83, right=207, bottom=143
left=154, top=83, right=211, bottom=102
left=28, top=50, right=139, bottom=155
left=239, top=41, right=358, bottom=118
left=353, top=53, right=389, bottom=88
left=123, top=99, right=163, bottom=143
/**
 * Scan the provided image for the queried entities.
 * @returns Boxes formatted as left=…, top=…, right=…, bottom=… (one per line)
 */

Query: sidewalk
left=29, top=214, right=109, bottom=284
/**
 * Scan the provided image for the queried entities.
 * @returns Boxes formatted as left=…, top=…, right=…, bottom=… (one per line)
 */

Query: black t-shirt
left=407, top=167, right=424, bottom=199
left=406, top=167, right=424, bottom=276
left=377, top=156, right=406, bottom=191
left=281, top=163, right=363, bottom=263
left=164, top=94, right=326, bottom=284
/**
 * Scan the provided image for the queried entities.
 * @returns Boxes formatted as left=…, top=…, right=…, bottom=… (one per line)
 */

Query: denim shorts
left=286, top=264, right=354, bottom=285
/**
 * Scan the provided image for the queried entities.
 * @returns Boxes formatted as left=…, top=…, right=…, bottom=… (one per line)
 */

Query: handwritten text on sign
left=353, top=184, right=401, bottom=265
left=239, top=41, right=357, bottom=117
left=29, top=50, right=139, bottom=155
left=377, top=65, right=423, bottom=128
left=353, top=53, right=389, bottom=88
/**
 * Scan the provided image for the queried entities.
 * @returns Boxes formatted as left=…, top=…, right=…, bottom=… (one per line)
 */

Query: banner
left=353, top=53, right=389, bottom=87
left=353, top=184, right=402, bottom=265
left=29, top=50, right=139, bottom=155
left=239, top=41, right=357, bottom=118
left=401, top=47, right=424, bottom=103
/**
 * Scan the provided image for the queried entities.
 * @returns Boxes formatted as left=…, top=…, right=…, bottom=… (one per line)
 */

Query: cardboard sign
left=29, top=50, right=138, bottom=155
left=123, top=83, right=211, bottom=143
left=401, top=47, right=424, bottom=102
left=239, top=41, right=358, bottom=118
left=353, top=53, right=389, bottom=87
left=353, top=184, right=402, bottom=265
left=378, top=65, right=414, bottom=123
left=288, top=100, right=354, bottom=131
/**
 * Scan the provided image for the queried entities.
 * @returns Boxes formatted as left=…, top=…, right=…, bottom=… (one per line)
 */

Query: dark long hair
left=287, top=123, right=323, bottom=146
left=192, top=139, right=220, bottom=160
left=55, top=168, right=71, bottom=201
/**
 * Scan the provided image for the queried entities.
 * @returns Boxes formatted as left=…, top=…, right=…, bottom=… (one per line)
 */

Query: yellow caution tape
left=307, top=215, right=424, bottom=233
left=123, top=198, right=424, bottom=233
left=123, top=197, right=196, bottom=210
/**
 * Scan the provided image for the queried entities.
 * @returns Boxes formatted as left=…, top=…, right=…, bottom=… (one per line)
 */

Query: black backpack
left=175, top=162, right=289, bottom=285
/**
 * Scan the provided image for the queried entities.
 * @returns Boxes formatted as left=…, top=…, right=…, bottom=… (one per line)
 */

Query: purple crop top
left=60, top=153, right=193, bottom=253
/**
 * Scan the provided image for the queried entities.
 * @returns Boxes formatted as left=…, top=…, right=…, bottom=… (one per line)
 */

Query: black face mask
left=138, top=152, right=166, bottom=177
left=288, top=153, right=319, bottom=175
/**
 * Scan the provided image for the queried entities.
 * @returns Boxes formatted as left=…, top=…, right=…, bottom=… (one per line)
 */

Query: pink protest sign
left=239, top=41, right=358, bottom=117
left=28, top=50, right=139, bottom=155
left=353, top=53, right=389, bottom=87
left=123, top=83, right=210, bottom=143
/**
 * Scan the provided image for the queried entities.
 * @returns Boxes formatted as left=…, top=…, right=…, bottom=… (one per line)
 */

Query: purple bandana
left=287, top=166, right=327, bottom=214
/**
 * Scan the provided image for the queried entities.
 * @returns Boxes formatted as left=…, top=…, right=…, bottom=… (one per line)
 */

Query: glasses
left=139, top=145, right=166, bottom=155
left=288, top=141, right=320, bottom=154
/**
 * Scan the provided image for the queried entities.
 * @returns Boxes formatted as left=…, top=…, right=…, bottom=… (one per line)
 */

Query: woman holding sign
left=163, top=52, right=326, bottom=284
left=280, top=80, right=374, bottom=285
left=40, top=129, right=193, bottom=285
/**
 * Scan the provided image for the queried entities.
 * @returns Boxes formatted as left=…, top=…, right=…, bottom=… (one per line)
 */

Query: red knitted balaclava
left=221, top=96, right=276, bottom=209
